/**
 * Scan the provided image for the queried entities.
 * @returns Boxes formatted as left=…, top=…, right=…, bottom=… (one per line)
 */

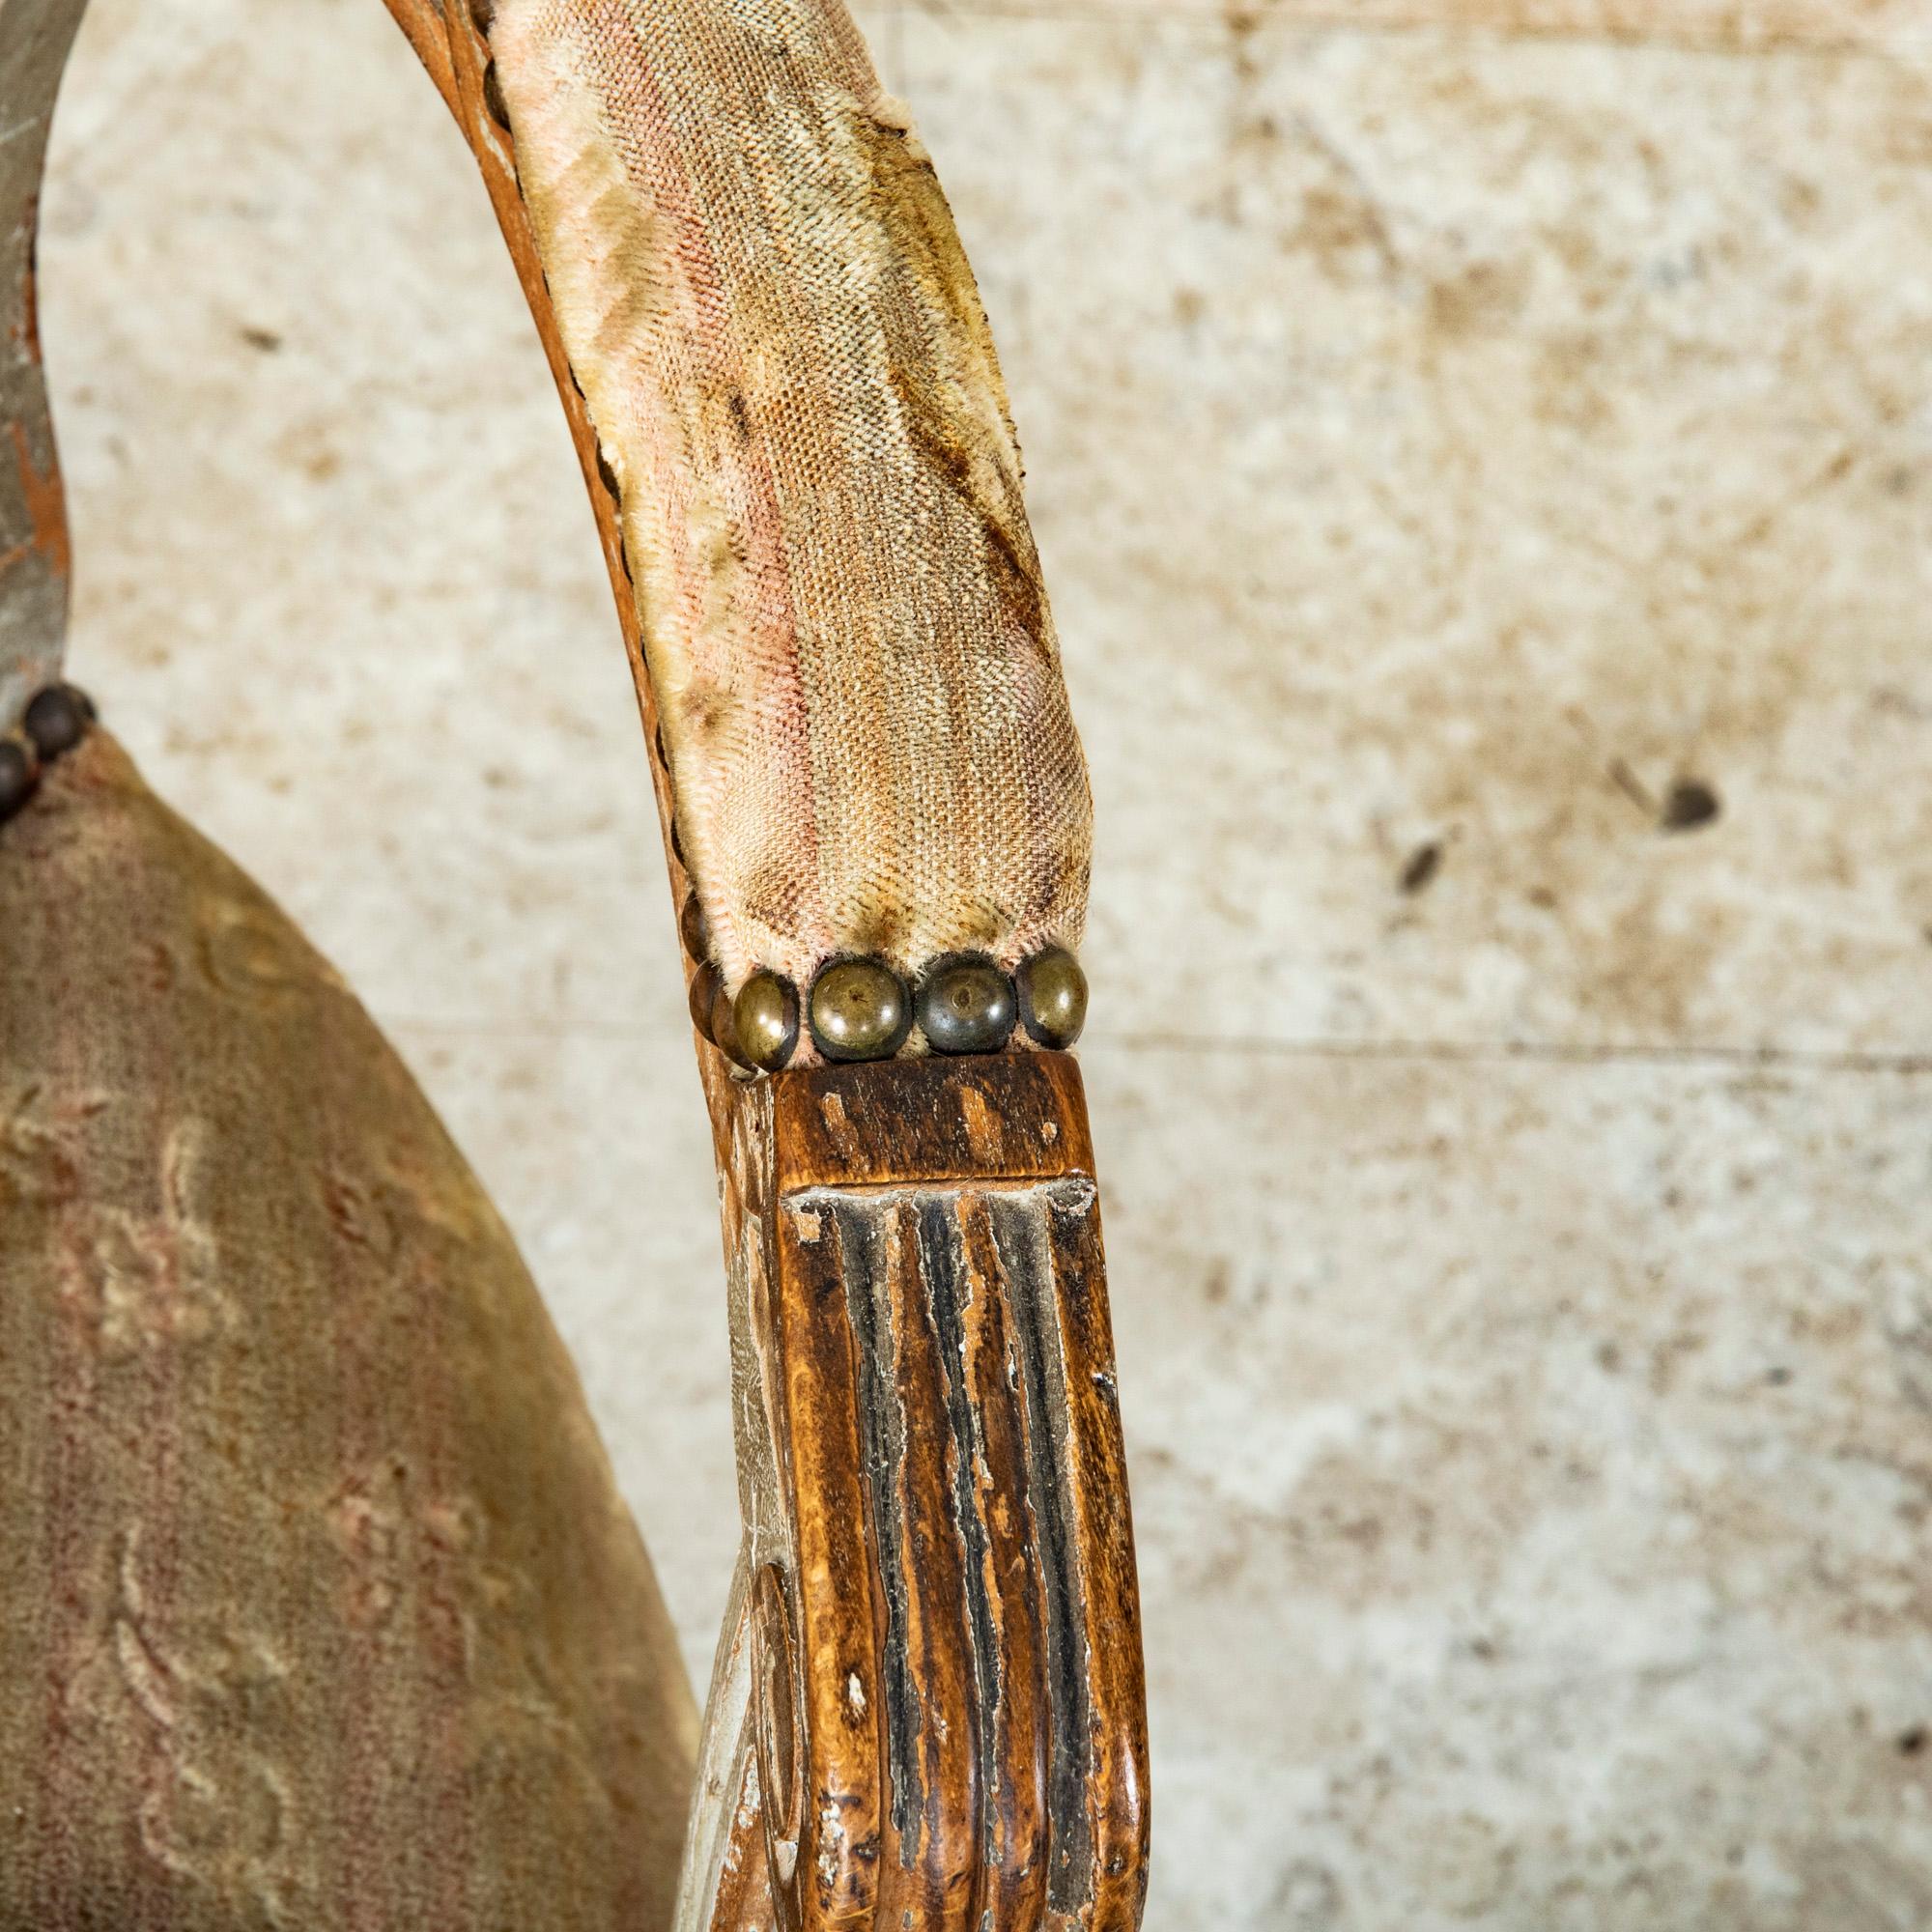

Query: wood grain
left=773, top=1052, right=1095, bottom=1193
left=687, top=1053, right=1150, bottom=1931
left=0, top=8, right=1151, bottom=1923
left=0, top=0, right=87, bottom=727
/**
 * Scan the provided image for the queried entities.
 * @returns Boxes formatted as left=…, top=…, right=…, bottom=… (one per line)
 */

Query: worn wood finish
left=0, top=0, right=82, bottom=727
left=682, top=1055, right=1150, bottom=1931
left=355, top=30, right=1152, bottom=1917
left=0, top=2, right=1150, bottom=1921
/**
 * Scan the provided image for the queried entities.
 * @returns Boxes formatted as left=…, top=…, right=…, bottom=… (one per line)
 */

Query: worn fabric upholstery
left=0, top=0, right=1091, bottom=1918
left=494, top=0, right=1094, bottom=997
left=0, top=738, right=697, bottom=1929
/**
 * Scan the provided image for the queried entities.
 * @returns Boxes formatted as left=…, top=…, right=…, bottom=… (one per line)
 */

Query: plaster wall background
left=33, top=1, right=1932, bottom=1924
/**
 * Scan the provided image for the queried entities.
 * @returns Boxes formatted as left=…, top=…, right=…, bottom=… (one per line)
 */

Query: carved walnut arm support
left=684, top=1055, right=1146, bottom=1931
left=0, top=1, right=1149, bottom=1924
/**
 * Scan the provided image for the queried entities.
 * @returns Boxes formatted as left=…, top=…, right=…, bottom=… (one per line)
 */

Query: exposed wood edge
left=674, top=1056, right=1149, bottom=1928
left=772, top=1053, right=1095, bottom=1195
left=673, top=1551, right=779, bottom=1932
left=1016, top=1183, right=1150, bottom=1926
left=761, top=1173, right=1150, bottom=1929
left=0, top=0, right=89, bottom=730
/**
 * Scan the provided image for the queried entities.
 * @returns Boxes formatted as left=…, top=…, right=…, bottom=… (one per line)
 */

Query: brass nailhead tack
left=710, top=976, right=750, bottom=1069
left=23, top=685, right=89, bottom=762
left=688, top=961, right=724, bottom=1044
left=679, top=892, right=710, bottom=964
left=1015, top=947, right=1088, bottom=1050
left=809, top=958, right=911, bottom=1064
left=0, top=736, right=37, bottom=824
left=917, top=955, right=1016, bottom=1056
left=735, top=972, right=801, bottom=1073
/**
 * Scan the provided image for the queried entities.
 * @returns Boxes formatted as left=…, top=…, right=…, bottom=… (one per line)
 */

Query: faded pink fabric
left=495, top=0, right=1093, bottom=996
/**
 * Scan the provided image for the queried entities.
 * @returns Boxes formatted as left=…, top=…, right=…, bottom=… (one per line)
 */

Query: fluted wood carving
left=681, top=1055, right=1147, bottom=1931
left=0, top=0, right=1149, bottom=1923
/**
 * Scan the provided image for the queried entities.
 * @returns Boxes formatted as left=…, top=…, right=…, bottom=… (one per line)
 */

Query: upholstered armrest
left=0, top=2, right=1148, bottom=1925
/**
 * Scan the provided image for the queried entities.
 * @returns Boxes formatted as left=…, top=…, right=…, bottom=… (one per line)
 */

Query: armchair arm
left=0, top=1, right=1151, bottom=1923
left=685, top=1053, right=1147, bottom=1931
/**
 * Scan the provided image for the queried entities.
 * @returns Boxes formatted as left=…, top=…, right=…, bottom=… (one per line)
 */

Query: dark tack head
left=679, top=892, right=710, bottom=964
left=688, top=961, right=724, bottom=1044
left=809, top=958, right=911, bottom=1064
left=735, top=971, right=800, bottom=1073
left=1015, top=947, right=1089, bottom=1050
left=917, top=955, right=1016, bottom=1056
left=0, top=735, right=39, bottom=823
left=709, top=976, right=750, bottom=1070
left=23, top=685, right=89, bottom=761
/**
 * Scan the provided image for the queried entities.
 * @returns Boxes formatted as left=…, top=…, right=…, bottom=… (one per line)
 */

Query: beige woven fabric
left=0, top=736, right=696, bottom=1928
left=494, top=0, right=1093, bottom=996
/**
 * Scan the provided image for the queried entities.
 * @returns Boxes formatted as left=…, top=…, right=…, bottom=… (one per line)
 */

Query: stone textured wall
left=37, top=0, right=1932, bottom=1924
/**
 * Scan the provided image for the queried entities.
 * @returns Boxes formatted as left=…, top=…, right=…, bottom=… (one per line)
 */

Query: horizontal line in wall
left=860, top=0, right=1930, bottom=58
left=1094, top=1031, right=1932, bottom=1074
left=378, top=1014, right=1932, bottom=1077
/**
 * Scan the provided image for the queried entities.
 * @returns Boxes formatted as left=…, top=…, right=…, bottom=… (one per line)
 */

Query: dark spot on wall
left=1660, top=779, right=1721, bottom=833
left=1426, top=258, right=1531, bottom=340
left=1899, top=1726, right=1927, bottom=1757
left=241, top=327, right=282, bottom=355
left=1608, top=757, right=1656, bottom=816
left=1399, top=841, right=1442, bottom=895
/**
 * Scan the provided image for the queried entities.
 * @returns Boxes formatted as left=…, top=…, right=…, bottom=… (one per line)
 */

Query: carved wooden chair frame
left=0, top=2, right=1149, bottom=1926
